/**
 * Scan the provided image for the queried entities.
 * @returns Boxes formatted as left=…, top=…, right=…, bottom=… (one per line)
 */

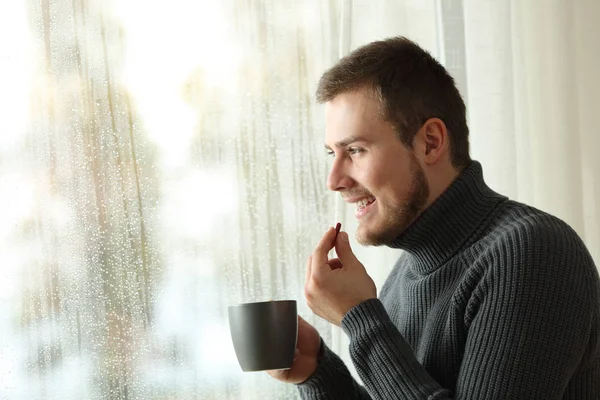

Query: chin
left=356, top=219, right=405, bottom=247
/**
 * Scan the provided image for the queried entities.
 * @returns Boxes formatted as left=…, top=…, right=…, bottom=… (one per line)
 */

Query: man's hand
left=305, top=226, right=377, bottom=326
left=267, top=315, right=321, bottom=384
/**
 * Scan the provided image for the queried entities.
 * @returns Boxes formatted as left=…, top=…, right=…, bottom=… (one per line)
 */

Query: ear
left=414, top=118, right=449, bottom=166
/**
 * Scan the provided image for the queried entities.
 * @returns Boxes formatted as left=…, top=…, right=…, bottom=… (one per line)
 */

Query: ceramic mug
left=228, top=300, right=298, bottom=372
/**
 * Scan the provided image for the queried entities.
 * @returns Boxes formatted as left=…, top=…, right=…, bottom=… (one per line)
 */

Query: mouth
left=354, top=196, right=376, bottom=219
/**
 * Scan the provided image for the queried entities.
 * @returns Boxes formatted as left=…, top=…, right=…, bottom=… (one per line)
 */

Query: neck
left=423, top=163, right=463, bottom=210
left=388, top=161, right=508, bottom=274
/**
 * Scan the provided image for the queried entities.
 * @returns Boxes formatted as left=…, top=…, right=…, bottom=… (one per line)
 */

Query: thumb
left=334, top=231, right=360, bottom=266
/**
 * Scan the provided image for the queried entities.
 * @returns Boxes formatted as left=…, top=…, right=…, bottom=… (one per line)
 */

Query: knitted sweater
left=297, top=161, right=600, bottom=399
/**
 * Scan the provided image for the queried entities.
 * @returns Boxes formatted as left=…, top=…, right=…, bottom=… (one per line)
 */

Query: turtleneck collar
left=388, top=161, right=507, bottom=274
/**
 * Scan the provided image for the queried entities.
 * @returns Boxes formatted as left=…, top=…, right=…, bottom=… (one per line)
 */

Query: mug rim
left=228, top=299, right=296, bottom=309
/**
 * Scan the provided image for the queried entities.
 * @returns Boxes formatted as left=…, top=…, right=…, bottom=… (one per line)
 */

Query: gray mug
left=228, top=300, right=298, bottom=372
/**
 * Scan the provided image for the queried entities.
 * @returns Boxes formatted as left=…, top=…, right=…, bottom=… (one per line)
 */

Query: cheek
left=360, top=158, right=394, bottom=186
left=367, top=160, right=410, bottom=197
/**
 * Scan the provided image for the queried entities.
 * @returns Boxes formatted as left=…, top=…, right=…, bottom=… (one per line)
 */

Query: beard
left=356, top=155, right=430, bottom=246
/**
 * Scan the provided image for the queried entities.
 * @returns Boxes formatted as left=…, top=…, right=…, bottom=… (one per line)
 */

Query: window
left=0, top=1, right=342, bottom=398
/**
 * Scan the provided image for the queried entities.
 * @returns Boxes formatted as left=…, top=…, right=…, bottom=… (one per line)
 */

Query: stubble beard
left=356, top=158, right=430, bottom=247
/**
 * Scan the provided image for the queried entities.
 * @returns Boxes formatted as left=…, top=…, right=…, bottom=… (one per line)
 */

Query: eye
left=326, top=149, right=335, bottom=157
left=348, top=147, right=364, bottom=155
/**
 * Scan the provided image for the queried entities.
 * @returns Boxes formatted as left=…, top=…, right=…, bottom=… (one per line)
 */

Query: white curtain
left=0, top=1, right=598, bottom=399
left=464, top=0, right=600, bottom=264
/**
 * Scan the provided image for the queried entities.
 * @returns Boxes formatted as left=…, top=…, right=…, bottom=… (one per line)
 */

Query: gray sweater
left=298, top=161, right=600, bottom=399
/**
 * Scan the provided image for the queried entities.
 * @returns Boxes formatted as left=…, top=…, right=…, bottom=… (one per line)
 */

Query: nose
left=327, top=157, right=354, bottom=192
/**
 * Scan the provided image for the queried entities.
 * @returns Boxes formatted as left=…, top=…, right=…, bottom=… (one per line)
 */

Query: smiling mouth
left=356, top=196, right=376, bottom=212
left=354, top=196, right=376, bottom=219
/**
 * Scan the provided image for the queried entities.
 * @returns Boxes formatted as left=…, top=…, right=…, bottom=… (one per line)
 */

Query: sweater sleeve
left=338, top=220, right=599, bottom=399
left=453, top=221, right=599, bottom=398
left=297, top=340, right=371, bottom=399
left=341, top=299, right=452, bottom=399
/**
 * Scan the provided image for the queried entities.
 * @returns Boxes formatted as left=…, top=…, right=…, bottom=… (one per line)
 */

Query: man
left=268, top=36, right=600, bottom=399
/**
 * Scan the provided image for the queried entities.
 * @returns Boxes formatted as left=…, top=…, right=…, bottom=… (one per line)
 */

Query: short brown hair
left=316, top=36, right=470, bottom=167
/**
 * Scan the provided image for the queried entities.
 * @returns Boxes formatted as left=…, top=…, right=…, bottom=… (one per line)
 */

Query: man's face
left=325, top=90, right=430, bottom=246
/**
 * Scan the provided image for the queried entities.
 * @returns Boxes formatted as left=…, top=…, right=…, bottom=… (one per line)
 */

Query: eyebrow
left=324, top=135, right=369, bottom=150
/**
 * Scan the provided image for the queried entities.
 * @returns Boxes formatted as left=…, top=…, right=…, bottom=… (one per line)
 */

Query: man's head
left=318, top=37, right=470, bottom=246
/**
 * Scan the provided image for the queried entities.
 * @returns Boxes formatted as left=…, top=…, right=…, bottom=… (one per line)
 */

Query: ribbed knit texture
left=298, top=161, right=600, bottom=399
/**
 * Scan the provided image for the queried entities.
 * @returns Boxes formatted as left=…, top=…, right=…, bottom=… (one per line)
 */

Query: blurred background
left=0, top=0, right=598, bottom=399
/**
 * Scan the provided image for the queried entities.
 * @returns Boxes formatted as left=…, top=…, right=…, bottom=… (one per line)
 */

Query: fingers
left=328, top=258, right=343, bottom=270
left=306, top=227, right=350, bottom=285
left=310, top=226, right=340, bottom=281
left=312, top=226, right=337, bottom=266
left=266, top=368, right=288, bottom=380
left=334, top=231, right=359, bottom=266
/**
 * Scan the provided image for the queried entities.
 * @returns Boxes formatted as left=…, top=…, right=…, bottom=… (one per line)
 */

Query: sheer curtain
left=463, top=0, right=600, bottom=264
left=0, top=1, right=598, bottom=399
